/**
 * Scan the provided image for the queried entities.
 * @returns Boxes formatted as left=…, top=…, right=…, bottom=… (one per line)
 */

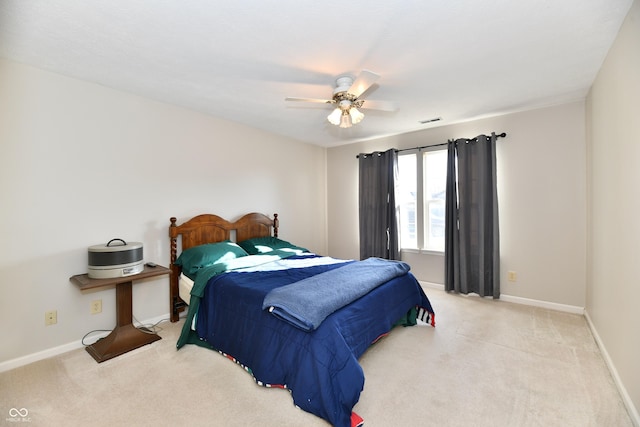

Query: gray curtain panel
left=445, top=134, right=500, bottom=298
left=358, top=148, right=400, bottom=260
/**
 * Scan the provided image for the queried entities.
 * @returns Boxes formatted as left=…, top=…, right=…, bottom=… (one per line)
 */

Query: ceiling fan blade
left=348, top=70, right=380, bottom=98
left=285, top=97, right=333, bottom=104
left=359, top=99, right=397, bottom=112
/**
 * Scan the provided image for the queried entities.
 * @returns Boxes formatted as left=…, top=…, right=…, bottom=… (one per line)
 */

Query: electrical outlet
left=91, top=299, right=102, bottom=315
left=45, top=310, right=57, bottom=326
left=508, top=271, right=517, bottom=282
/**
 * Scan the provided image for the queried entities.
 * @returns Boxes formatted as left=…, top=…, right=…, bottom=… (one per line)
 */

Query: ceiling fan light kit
left=349, top=107, right=364, bottom=124
left=327, top=108, right=343, bottom=126
left=327, top=97, right=365, bottom=128
left=286, top=70, right=396, bottom=129
left=339, top=112, right=352, bottom=128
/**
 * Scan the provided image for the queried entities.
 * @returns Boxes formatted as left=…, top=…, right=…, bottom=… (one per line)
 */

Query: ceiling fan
left=285, top=70, right=397, bottom=128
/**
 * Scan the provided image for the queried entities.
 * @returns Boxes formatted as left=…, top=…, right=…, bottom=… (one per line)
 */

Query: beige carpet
left=0, top=288, right=633, bottom=426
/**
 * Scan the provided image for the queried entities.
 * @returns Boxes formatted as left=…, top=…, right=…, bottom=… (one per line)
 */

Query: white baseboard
left=499, top=293, right=584, bottom=315
left=0, top=313, right=170, bottom=373
left=585, top=311, right=640, bottom=427
left=419, top=281, right=585, bottom=315
left=420, top=281, right=445, bottom=290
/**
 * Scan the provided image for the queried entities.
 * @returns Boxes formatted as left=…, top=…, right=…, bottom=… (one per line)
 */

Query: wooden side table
left=70, top=265, right=171, bottom=363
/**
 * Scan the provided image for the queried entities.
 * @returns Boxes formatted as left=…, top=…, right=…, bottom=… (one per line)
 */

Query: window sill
left=400, top=248, right=444, bottom=256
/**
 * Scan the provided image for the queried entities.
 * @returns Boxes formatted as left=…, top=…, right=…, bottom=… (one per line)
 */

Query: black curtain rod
left=356, top=132, right=507, bottom=158
left=397, top=132, right=507, bottom=153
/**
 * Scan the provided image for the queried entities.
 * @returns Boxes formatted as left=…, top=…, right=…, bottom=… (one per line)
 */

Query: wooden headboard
left=168, top=212, right=279, bottom=322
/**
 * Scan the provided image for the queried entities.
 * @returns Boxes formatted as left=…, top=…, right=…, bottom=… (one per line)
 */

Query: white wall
left=586, top=0, right=640, bottom=419
left=0, top=59, right=327, bottom=364
left=327, top=102, right=587, bottom=308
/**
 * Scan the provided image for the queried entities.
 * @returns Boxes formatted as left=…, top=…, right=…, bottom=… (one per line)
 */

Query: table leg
left=85, top=281, right=161, bottom=363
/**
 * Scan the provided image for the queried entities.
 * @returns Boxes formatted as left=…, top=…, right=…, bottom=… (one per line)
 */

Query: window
left=397, top=154, right=417, bottom=248
left=397, top=148, right=447, bottom=252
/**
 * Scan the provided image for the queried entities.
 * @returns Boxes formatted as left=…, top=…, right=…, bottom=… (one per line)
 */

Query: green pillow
left=238, top=236, right=308, bottom=255
left=175, top=241, right=249, bottom=277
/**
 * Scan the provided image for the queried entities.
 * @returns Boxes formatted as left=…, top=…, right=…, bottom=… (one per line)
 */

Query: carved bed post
left=273, top=213, right=279, bottom=238
left=169, top=217, right=182, bottom=322
left=170, top=217, right=178, bottom=264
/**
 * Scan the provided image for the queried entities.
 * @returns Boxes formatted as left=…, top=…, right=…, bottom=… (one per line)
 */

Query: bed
left=169, top=212, right=435, bottom=427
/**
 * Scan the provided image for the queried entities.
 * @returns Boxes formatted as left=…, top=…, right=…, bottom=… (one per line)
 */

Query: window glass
left=397, top=153, right=417, bottom=249
left=423, top=150, right=447, bottom=251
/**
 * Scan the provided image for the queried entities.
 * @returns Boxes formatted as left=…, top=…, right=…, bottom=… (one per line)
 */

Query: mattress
left=178, top=273, right=194, bottom=304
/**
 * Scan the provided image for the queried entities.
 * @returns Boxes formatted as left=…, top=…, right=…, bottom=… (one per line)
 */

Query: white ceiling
left=0, top=1, right=633, bottom=147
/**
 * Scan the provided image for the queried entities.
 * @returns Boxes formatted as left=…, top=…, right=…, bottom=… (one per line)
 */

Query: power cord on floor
left=81, top=329, right=113, bottom=346
left=132, top=315, right=171, bottom=334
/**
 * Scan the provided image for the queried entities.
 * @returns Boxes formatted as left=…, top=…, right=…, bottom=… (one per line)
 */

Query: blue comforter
left=176, top=253, right=434, bottom=427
